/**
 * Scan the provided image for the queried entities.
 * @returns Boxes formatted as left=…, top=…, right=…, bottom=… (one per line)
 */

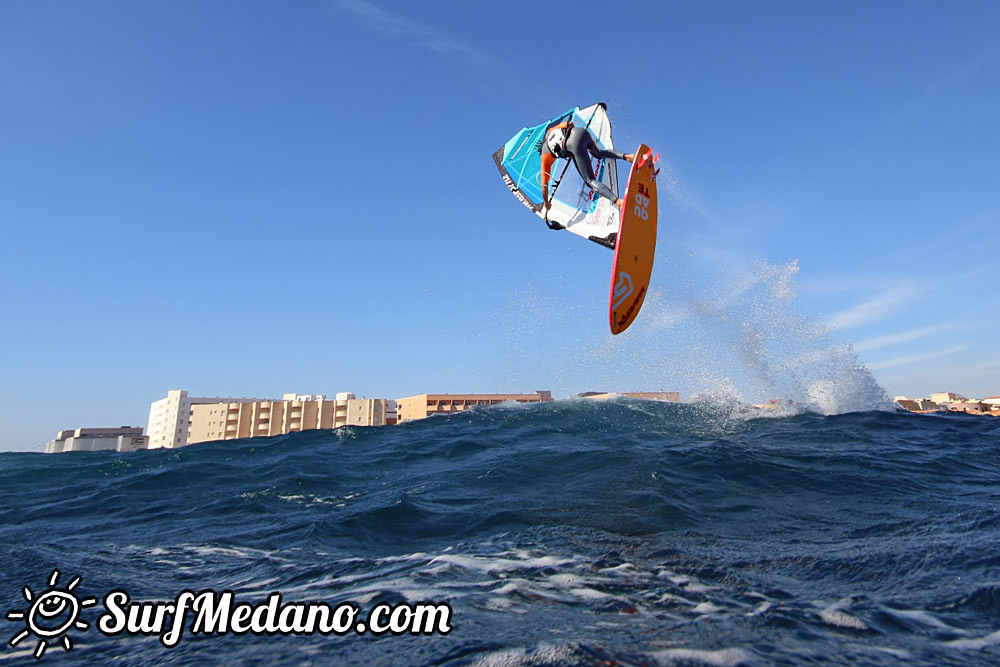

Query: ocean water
left=2, top=399, right=998, bottom=665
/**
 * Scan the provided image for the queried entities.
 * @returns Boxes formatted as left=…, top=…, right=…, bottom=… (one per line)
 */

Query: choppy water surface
left=2, top=400, right=998, bottom=665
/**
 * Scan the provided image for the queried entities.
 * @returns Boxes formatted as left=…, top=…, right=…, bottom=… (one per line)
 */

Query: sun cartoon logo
left=6, top=569, right=97, bottom=660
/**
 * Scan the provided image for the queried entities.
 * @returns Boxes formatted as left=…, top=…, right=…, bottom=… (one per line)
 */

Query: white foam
left=470, top=644, right=600, bottom=667
left=547, top=573, right=600, bottom=588
left=567, top=586, right=613, bottom=600
left=684, top=582, right=720, bottom=593
left=652, top=646, right=754, bottom=666
left=691, top=601, right=723, bottom=615
left=430, top=553, right=575, bottom=573
left=818, top=608, right=868, bottom=631
left=945, top=627, right=1000, bottom=650
left=599, top=562, right=645, bottom=577
left=482, top=597, right=526, bottom=613
left=490, top=581, right=527, bottom=597
left=490, top=578, right=554, bottom=597
left=276, top=493, right=342, bottom=506
left=181, top=544, right=271, bottom=560
left=469, top=647, right=527, bottom=667
left=816, top=597, right=869, bottom=631
left=374, top=552, right=430, bottom=566
left=847, top=644, right=912, bottom=660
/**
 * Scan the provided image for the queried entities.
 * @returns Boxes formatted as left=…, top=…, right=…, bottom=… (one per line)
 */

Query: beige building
left=893, top=397, right=942, bottom=413
left=45, top=427, right=148, bottom=454
left=949, top=401, right=990, bottom=415
left=578, top=391, right=680, bottom=402
left=187, top=393, right=392, bottom=444
left=147, top=390, right=263, bottom=449
left=930, top=392, right=966, bottom=406
left=395, top=391, right=553, bottom=423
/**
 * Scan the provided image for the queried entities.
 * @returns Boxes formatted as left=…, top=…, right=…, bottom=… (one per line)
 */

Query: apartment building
left=930, top=392, right=966, bottom=406
left=395, top=391, right=553, bottom=423
left=948, top=401, right=991, bottom=415
left=147, top=390, right=263, bottom=449
left=45, top=427, right=148, bottom=454
left=894, top=396, right=942, bottom=412
left=187, top=393, right=393, bottom=445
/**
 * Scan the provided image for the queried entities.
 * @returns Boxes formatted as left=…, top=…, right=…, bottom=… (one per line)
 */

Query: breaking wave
left=2, top=400, right=998, bottom=664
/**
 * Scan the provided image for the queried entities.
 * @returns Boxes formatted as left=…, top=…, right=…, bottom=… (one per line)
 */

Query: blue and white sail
left=493, top=103, right=620, bottom=248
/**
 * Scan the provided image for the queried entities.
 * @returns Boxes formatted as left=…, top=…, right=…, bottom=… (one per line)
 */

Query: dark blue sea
left=2, top=399, right=999, bottom=665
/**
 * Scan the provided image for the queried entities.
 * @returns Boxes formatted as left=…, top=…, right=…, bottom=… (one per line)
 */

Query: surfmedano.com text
left=98, top=590, right=452, bottom=647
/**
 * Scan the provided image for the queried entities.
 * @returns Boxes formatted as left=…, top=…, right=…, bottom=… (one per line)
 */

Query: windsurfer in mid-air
left=540, top=118, right=634, bottom=226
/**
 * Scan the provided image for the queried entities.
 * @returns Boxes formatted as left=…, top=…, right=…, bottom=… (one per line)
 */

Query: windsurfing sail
left=493, top=103, right=621, bottom=248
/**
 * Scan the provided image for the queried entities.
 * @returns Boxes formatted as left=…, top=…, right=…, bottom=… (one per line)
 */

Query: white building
left=45, top=427, right=148, bottom=454
left=147, top=390, right=264, bottom=449
left=930, top=392, right=966, bottom=406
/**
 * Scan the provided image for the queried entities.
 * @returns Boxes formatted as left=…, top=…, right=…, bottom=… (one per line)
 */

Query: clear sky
left=2, top=0, right=998, bottom=450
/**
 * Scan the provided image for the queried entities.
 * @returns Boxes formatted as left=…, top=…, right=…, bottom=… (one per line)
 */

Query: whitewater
left=2, top=399, right=998, bottom=665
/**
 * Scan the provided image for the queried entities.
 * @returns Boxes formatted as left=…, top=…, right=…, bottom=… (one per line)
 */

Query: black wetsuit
left=544, top=126, right=627, bottom=202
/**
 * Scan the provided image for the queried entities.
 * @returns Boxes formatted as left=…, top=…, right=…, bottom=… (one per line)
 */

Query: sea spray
left=498, top=234, right=889, bottom=413
left=637, top=252, right=890, bottom=414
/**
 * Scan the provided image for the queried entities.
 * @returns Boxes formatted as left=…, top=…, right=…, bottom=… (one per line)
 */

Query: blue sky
left=2, top=0, right=998, bottom=450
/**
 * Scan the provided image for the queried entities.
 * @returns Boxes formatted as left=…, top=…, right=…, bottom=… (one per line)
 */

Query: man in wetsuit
left=540, top=119, right=634, bottom=225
